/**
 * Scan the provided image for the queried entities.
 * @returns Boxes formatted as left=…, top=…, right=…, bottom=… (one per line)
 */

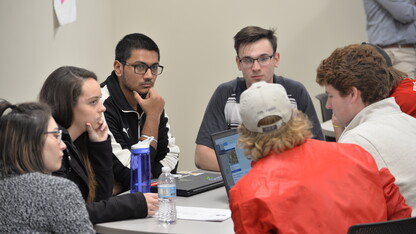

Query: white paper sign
left=54, top=0, right=77, bottom=26
left=176, top=206, right=231, bottom=222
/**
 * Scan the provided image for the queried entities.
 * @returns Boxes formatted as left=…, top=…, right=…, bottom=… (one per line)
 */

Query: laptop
left=211, top=129, right=252, bottom=197
left=150, top=171, right=224, bottom=197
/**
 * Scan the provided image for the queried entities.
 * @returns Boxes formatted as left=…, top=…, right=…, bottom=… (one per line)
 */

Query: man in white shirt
left=316, top=43, right=416, bottom=216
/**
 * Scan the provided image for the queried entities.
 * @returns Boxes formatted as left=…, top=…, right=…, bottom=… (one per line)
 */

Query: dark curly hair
left=316, top=44, right=390, bottom=105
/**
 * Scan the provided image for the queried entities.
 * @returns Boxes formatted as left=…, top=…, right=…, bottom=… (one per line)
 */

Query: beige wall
left=0, top=0, right=367, bottom=172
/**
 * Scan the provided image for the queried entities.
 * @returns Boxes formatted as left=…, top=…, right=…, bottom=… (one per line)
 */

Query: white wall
left=0, top=0, right=114, bottom=102
left=0, top=0, right=368, bottom=172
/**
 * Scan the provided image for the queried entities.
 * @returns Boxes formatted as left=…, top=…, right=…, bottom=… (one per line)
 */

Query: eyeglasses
left=45, top=130, right=62, bottom=143
left=238, top=55, right=274, bottom=68
left=123, top=62, right=164, bottom=75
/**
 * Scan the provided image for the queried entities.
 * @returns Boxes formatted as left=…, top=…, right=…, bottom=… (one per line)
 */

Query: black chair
left=315, top=93, right=332, bottom=122
left=315, top=93, right=335, bottom=141
left=347, top=217, right=416, bottom=234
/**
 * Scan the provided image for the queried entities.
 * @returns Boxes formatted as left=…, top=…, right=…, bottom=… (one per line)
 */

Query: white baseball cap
left=240, top=81, right=292, bottom=133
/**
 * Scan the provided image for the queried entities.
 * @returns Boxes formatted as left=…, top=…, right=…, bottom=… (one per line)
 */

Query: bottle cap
left=162, top=166, right=171, bottom=173
left=131, top=136, right=153, bottom=154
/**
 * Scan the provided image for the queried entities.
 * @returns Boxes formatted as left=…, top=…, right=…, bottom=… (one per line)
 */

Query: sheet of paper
left=54, top=0, right=77, bottom=26
left=176, top=206, right=231, bottom=222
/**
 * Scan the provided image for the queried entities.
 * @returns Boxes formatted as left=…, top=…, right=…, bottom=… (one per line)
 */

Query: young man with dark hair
left=195, top=26, right=323, bottom=171
left=101, top=33, right=179, bottom=179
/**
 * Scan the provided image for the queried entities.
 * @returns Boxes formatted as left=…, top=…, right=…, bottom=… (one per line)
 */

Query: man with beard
left=101, top=33, right=180, bottom=183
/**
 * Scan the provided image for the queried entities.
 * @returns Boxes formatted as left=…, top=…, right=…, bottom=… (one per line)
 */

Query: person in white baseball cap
left=239, top=81, right=292, bottom=134
left=229, top=81, right=411, bottom=234
left=238, top=81, right=310, bottom=160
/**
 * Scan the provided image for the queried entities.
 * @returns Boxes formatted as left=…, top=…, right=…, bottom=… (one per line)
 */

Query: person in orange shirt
left=229, top=81, right=411, bottom=234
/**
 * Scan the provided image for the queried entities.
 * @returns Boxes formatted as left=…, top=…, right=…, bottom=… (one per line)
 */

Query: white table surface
left=94, top=187, right=234, bottom=234
left=321, top=120, right=335, bottom=138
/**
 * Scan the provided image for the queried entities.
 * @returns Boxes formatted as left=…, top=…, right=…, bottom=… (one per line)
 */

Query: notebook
left=211, top=129, right=252, bottom=197
left=150, top=171, right=224, bottom=197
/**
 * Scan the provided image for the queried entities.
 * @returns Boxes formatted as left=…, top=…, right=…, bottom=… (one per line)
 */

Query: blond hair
left=238, top=110, right=312, bottom=161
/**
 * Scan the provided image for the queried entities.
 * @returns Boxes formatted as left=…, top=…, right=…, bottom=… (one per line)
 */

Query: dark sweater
left=53, top=127, right=148, bottom=224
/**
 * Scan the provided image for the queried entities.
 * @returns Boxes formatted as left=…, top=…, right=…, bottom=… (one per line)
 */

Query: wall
left=0, top=0, right=368, bottom=172
left=113, top=0, right=368, bottom=171
left=0, top=0, right=113, bottom=102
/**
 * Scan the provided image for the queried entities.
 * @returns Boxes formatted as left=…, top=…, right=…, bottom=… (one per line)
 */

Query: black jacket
left=101, top=71, right=180, bottom=178
left=53, top=128, right=148, bottom=224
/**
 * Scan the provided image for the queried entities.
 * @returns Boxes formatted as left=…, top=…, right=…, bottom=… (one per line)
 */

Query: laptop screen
left=211, top=129, right=251, bottom=197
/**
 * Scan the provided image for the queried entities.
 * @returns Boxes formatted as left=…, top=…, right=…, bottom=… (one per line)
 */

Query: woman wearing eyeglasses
left=39, top=66, right=158, bottom=224
left=0, top=100, right=94, bottom=233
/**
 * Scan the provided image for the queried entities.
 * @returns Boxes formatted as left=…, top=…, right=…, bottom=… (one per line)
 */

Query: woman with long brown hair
left=39, top=66, right=158, bottom=224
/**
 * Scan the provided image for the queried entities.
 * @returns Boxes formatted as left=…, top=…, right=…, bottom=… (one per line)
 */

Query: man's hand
left=134, top=88, right=165, bottom=118
left=143, top=193, right=159, bottom=217
left=134, top=88, right=163, bottom=148
left=331, top=114, right=344, bottom=141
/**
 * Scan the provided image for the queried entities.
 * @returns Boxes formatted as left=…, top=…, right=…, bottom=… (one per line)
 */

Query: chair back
left=347, top=217, right=416, bottom=234
left=315, top=93, right=333, bottom=122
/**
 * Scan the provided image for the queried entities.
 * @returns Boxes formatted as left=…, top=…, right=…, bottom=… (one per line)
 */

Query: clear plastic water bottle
left=130, top=137, right=153, bottom=193
left=158, top=167, right=177, bottom=224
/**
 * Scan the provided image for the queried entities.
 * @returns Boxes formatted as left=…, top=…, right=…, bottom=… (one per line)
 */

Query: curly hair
left=316, top=44, right=390, bottom=105
left=237, top=110, right=312, bottom=161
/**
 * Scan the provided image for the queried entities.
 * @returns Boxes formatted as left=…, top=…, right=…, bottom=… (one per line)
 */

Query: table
left=321, top=120, right=335, bottom=138
left=94, top=187, right=234, bottom=234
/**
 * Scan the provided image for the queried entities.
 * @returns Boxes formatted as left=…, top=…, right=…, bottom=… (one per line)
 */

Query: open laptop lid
left=150, top=172, right=224, bottom=197
left=211, top=129, right=252, bottom=197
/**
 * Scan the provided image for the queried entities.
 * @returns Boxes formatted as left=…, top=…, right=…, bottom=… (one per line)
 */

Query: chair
left=347, top=217, right=416, bottom=234
left=315, top=93, right=335, bottom=141
left=315, top=93, right=332, bottom=122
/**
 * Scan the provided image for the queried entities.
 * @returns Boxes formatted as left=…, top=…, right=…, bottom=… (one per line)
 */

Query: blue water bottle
left=130, top=137, right=153, bottom=193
